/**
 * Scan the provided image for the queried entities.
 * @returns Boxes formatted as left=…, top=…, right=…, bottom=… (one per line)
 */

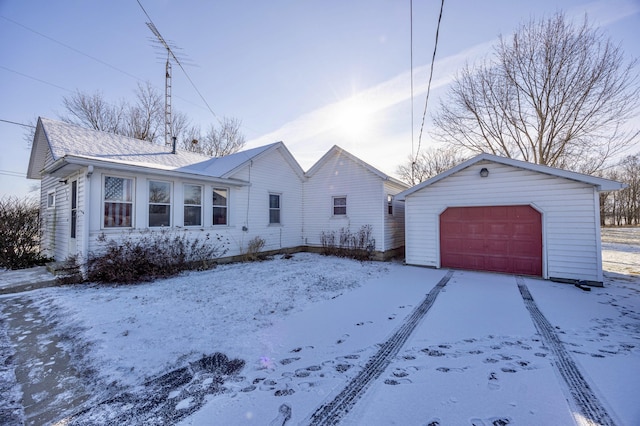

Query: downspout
left=593, top=188, right=604, bottom=283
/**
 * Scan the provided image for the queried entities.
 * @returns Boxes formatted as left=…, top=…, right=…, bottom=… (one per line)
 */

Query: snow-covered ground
left=1, top=228, right=639, bottom=425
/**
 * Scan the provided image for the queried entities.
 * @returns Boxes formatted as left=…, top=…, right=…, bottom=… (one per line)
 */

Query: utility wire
left=0, top=118, right=36, bottom=128
left=415, top=0, right=445, bottom=160
left=0, top=15, right=145, bottom=83
left=136, top=0, right=222, bottom=125
left=0, top=65, right=73, bottom=93
left=0, top=169, right=27, bottom=177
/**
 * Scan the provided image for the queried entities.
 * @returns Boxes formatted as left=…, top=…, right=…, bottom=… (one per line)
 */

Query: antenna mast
left=147, top=22, right=176, bottom=146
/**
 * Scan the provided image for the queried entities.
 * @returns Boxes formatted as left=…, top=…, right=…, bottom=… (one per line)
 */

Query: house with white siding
left=27, top=118, right=405, bottom=266
left=27, top=117, right=305, bottom=264
left=303, top=146, right=408, bottom=259
left=396, top=153, right=625, bottom=285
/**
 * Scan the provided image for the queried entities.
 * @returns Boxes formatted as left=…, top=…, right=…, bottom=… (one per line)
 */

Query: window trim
left=213, top=187, right=229, bottom=226
left=102, top=174, right=135, bottom=229
left=387, top=194, right=393, bottom=215
left=46, top=190, right=56, bottom=209
left=269, top=192, right=281, bottom=225
left=332, top=196, right=347, bottom=216
left=148, top=179, right=172, bottom=228
left=183, top=184, right=203, bottom=227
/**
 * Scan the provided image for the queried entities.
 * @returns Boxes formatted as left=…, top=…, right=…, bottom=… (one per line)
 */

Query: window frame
left=102, top=175, right=135, bottom=229
left=332, top=196, right=347, bottom=216
left=148, top=179, right=172, bottom=228
left=46, top=190, right=56, bottom=209
left=212, top=187, right=229, bottom=226
left=387, top=194, right=394, bottom=215
left=269, top=193, right=281, bottom=225
left=183, top=183, right=203, bottom=227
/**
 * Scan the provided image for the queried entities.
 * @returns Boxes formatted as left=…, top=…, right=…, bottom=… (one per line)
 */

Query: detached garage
left=397, top=154, right=625, bottom=285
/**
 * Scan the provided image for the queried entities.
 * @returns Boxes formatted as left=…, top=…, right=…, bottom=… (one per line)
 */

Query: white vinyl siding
left=404, top=160, right=602, bottom=282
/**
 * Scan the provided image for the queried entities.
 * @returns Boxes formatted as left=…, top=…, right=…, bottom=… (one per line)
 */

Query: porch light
left=480, top=167, right=489, bottom=178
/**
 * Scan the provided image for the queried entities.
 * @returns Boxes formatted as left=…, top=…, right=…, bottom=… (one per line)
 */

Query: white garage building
left=396, top=154, right=625, bottom=285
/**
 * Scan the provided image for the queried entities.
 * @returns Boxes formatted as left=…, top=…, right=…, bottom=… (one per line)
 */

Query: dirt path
left=306, top=270, right=454, bottom=425
left=517, top=277, right=616, bottom=426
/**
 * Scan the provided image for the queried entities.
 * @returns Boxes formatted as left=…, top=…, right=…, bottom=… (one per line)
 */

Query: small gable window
left=213, top=188, right=228, bottom=225
left=104, top=176, right=134, bottom=228
left=269, top=193, right=281, bottom=224
left=333, top=196, right=347, bottom=216
left=148, top=180, right=172, bottom=227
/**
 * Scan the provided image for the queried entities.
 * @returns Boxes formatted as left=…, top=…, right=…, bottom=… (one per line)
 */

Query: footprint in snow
left=336, top=334, right=349, bottom=344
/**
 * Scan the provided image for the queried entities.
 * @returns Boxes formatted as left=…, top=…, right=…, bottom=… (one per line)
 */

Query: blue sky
left=1, top=0, right=639, bottom=198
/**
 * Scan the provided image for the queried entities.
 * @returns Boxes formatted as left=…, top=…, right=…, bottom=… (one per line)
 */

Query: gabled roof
left=27, top=117, right=300, bottom=183
left=306, top=145, right=408, bottom=188
left=396, top=153, right=626, bottom=200
left=178, top=141, right=305, bottom=180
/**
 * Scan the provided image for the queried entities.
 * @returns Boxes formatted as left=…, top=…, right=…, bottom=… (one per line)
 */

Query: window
left=333, top=196, right=347, bottom=216
left=70, top=180, right=77, bottom=238
left=269, top=193, right=281, bottom=224
left=104, top=176, right=133, bottom=228
left=387, top=194, right=393, bottom=215
left=183, top=184, right=202, bottom=226
left=213, top=188, right=228, bottom=225
left=148, top=180, right=171, bottom=227
left=47, top=190, right=55, bottom=209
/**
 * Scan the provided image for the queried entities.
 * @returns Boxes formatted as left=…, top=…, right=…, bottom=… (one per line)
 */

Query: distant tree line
left=60, top=82, right=246, bottom=157
left=601, top=153, right=640, bottom=226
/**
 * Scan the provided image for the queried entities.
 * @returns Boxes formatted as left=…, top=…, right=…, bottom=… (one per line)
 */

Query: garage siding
left=404, top=160, right=602, bottom=282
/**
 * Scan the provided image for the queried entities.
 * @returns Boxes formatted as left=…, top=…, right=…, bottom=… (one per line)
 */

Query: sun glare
left=334, top=97, right=374, bottom=141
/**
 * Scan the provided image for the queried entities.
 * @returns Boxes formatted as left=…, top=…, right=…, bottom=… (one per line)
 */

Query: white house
left=396, top=154, right=625, bottom=285
left=27, top=118, right=405, bottom=265
left=27, top=117, right=305, bottom=264
left=303, top=146, right=408, bottom=259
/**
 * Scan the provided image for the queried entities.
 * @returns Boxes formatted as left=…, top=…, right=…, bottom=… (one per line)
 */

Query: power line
left=0, top=65, right=73, bottom=93
left=0, top=170, right=27, bottom=177
left=415, top=0, right=445, bottom=160
left=0, top=15, right=145, bottom=83
left=0, top=118, right=35, bottom=128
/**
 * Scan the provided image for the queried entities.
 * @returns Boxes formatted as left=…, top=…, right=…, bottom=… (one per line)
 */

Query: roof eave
left=44, top=155, right=249, bottom=186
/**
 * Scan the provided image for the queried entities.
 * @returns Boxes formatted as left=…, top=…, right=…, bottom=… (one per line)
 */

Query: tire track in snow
left=307, top=270, right=454, bottom=426
left=516, top=277, right=616, bottom=426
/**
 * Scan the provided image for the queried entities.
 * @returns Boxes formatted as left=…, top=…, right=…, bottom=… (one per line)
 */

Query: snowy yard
left=1, top=228, right=639, bottom=425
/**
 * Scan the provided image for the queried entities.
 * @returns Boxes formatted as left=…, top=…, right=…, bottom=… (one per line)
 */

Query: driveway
left=2, top=251, right=638, bottom=425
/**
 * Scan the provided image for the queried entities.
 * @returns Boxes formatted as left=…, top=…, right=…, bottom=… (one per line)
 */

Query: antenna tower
left=146, top=22, right=181, bottom=146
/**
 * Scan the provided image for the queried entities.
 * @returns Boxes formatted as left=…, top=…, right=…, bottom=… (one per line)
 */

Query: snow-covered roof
left=27, top=117, right=291, bottom=182
left=396, top=153, right=626, bottom=200
left=305, top=145, right=408, bottom=188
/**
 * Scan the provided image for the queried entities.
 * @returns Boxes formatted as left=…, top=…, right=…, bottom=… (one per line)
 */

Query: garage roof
left=396, top=153, right=626, bottom=200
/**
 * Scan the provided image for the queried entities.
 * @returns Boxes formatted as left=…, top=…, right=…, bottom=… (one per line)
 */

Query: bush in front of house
left=86, top=229, right=229, bottom=284
left=0, top=196, right=50, bottom=269
left=320, top=225, right=375, bottom=260
left=242, top=236, right=266, bottom=262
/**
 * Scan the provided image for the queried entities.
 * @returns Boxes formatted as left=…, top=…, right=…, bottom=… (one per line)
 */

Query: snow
left=1, top=229, right=639, bottom=425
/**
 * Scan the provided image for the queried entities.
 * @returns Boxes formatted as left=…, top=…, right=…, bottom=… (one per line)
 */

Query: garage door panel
left=440, top=206, right=542, bottom=276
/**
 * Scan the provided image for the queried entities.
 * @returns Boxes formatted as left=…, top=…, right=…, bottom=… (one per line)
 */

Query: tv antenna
left=146, top=21, right=189, bottom=145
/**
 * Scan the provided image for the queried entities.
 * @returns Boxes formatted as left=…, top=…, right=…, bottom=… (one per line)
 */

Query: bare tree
left=195, top=117, right=246, bottom=157
left=433, top=12, right=639, bottom=172
left=123, top=82, right=164, bottom=143
left=396, top=146, right=467, bottom=185
left=60, top=87, right=246, bottom=154
left=61, top=90, right=124, bottom=133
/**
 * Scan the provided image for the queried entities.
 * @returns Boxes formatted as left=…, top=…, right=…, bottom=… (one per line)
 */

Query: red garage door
left=440, top=205, right=542, bottom=276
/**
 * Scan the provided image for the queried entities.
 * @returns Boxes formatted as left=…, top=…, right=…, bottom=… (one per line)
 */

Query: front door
left=69, top=179, right=77, bottom=254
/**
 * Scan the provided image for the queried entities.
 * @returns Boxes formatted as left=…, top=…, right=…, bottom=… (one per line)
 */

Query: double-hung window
left=104, top=176, right=133, bottom=228
left=269, top=193, right=281, bottom=224
left=213, top=188, right=228, bottom=225
left=183, top=184, right=202, bottom=226
left=333, top=196, right=347, bottom=216
left=148, top=180, right=171, bottom=227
